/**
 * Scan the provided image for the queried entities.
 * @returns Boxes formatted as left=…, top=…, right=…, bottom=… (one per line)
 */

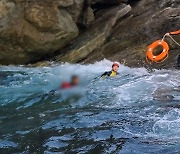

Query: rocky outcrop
left=83, top=0, right=180, bottom=69
left=54, top=4, right=131, bottom=63
left=0, top=0, right=180, bottom=69
left=54, top=0, right=180, bottom=69
left=0, top=0, right=79, bottom=65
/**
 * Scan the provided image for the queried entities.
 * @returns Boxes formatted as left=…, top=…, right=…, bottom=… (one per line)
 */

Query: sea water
left=0, top=60, right=179, bottom=153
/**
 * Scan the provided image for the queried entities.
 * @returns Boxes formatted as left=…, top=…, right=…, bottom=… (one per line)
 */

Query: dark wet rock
left=91, top=0, right=128, bottom=5
left=66, top=0, right=84, bottom=23
left=0, top=0, right=79, bottom=65
left=30, top=61, right=53, bottom=67
left=0, top=0, right=180, bottom=69
left=81, top=0, right=180, bottom=69
left=82, top=7, right=95, bottom=27
left=175, top=54, right=180, bottom=69
left=54, top=4, right=131, bottom=63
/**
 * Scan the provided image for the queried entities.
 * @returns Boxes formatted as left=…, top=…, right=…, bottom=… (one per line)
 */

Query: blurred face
left=112, top=65, right=119, bottom=72
left=72, top=77, right=80, bottom=85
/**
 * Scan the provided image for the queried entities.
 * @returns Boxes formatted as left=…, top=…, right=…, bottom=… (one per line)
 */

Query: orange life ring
left=146, top=40, right=169, bottom=63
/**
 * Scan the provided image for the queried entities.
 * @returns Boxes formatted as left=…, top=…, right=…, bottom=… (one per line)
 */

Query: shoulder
left=101, top=71, right=112, bottom=77
left=61, top=82, right=71, bottom=89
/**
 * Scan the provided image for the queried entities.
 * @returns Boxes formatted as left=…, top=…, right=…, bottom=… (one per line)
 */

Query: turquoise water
left=0, top=60, right=180, bottom=153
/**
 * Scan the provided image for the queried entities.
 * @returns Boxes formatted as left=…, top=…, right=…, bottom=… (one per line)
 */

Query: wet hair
left=71, top=75, right=79, bottom=80
left=70, top=75, right=79, bottom=85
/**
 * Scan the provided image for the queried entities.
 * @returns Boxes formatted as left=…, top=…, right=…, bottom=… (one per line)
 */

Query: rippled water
left=0, top=60, right=180, bottom=153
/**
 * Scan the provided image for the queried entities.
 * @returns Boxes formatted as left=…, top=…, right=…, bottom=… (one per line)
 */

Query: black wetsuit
left=101, top=71, right=118, bottom=77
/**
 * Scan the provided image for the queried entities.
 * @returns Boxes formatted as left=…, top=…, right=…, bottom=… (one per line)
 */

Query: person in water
left=61, top=75, right=80, bottom=89
left=101, top=62, right=120, bottom=77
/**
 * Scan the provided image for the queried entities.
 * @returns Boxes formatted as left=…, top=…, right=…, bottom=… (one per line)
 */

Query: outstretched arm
left=101, top=71, right=112, bottom=78
left=101, top=72, right=108, bottom=78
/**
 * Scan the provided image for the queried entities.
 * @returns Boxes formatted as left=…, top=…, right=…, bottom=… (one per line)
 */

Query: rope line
left=162, top=34, right=180, bottom=47
left=161, top=34, right=166, bottom=41
left=168, top=35, right=180, bottom=47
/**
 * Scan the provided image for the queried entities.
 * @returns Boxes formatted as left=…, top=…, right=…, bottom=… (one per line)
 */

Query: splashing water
left=0, top=60, right=180, bottom=153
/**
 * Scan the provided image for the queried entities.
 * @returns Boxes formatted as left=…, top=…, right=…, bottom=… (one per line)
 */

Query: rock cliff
left=0, top=0, right=180, bottom=69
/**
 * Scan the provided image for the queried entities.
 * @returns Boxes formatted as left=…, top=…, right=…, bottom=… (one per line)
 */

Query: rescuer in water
left=101, top=62, right=120, bottom=77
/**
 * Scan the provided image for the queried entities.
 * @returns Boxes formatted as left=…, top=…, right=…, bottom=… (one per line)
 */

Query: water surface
left=0, top=60, right=180, bottom=153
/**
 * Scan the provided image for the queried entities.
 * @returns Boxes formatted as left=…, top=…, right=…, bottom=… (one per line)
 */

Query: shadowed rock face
left=82, top=0, right=180, bottom=69
left=0, top=0, right=180, bottom=69
left=54, top=4, right=131, bottom=63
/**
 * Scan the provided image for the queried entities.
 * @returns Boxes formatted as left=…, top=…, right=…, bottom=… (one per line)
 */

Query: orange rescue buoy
left=146, top=40, right=169, bottom=63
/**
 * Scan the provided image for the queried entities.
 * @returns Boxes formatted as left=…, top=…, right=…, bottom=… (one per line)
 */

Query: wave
left=0, top=60, right=180, bottom=153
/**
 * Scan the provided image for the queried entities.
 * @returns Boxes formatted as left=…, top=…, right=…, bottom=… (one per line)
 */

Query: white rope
left=168, top=35, right=180, bottom=47
left=162, top=34, right=180, bottom=47
left=161, top=34, right=166, bottom=41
